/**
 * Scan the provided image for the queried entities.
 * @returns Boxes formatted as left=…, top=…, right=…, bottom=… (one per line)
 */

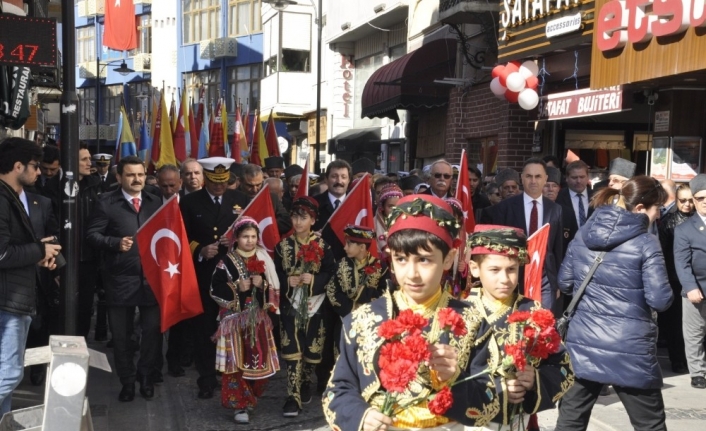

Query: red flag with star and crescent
left=524, top=223, right=550, bottom=303
left=327, top=174, right=378, bottom=257
left=226, top=184, right=281, bottom=257
left=104, top=0, right=137, bottom=51
left=455, top=149, right=476, bottom=234
left=136, top=196, right=203, bottom=332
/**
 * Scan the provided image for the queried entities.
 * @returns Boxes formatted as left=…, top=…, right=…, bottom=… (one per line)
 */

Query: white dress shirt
left=328, top=192, right=346, bottom=210
left=122, top=189, right=142, bottom=207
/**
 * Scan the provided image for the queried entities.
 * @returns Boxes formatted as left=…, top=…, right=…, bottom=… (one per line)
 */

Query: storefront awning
left=361, top=38, right=457, bottom=122
left=328, top=127, right=381, bottom=154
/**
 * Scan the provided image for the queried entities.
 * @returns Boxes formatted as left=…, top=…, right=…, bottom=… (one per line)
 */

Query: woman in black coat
left=555, top=175, right=673, bottom=431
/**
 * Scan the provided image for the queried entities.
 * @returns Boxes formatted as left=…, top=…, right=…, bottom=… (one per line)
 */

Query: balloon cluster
left=490, top=61, right=540, bottom=110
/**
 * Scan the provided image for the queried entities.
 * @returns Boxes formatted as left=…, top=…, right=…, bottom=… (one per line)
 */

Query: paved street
left=11, top=339, right=706, bottom=431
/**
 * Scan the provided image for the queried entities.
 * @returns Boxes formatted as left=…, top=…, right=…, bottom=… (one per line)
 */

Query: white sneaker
left=234, top=410, right=249, bottom=424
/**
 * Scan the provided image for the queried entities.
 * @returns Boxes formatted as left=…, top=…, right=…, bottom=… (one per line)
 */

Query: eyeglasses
left=694, top=196, right=706, bottom=203
left=678, top=198, right=694, bottom=204
left=27, top=162, right=40, bottom=171
left=433, top=173, right=452, bottom=180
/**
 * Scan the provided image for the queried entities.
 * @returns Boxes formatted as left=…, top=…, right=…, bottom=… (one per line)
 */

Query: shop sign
left=307, top=115, right=327, bottom=145
left=546, top=12, right=582, bottom=38
left=539, top=86, right=625, bottom=120
left=654, top=111, right=670, bottom=133
left=500, top=0, right=581, bottom=40
left=341, top=55, right=354, bottom=118
left=596, top=0, right=706, bottom=52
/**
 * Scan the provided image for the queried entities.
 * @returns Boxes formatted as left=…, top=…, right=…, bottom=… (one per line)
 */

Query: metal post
left=314, top=0, right=323, bottom=174
left=60, top=0, right=80, bottom=335
left=96, top=56, right=101, bottom=154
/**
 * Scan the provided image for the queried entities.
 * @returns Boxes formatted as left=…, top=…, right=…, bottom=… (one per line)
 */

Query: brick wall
left=444, top=85, right=535, bottom=172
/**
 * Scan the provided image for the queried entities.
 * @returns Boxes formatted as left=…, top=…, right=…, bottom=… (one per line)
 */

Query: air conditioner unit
left=133, top=53, right=151, bottom=72
left=199, top=40, right=215, bottom=59
left=78, top=62, right=106, bottom=79
left=213, top=37, right=238, bottom=58
left=86, top=0, right=105, bottom=16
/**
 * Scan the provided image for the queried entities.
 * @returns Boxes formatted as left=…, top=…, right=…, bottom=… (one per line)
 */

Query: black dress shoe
left=672, top=362, right=689, bottom=374
left=30, top=365, right=46, bottom=386
left=691, top=376, right=706, bottom=389
left=119, top=384, right=135, bottom=402
left=197, top=386, right=214, bottom=399
left=138, top=376, right=154, bottom=399
left=94, top=330, right=108, bottom=342
left=168, top=365, right=185, bottom=377
left=151, top=371, right=164, bottom=384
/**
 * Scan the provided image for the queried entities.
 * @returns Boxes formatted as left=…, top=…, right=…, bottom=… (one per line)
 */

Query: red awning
left=361, top=38, right=457, bottom=122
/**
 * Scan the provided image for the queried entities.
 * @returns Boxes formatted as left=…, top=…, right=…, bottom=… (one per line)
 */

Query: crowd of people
left=1, top=135, right=704, bottom=431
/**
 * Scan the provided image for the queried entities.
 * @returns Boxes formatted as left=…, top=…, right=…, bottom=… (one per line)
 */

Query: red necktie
left=132, top=198, right=141, bottom=213
left=529, top=200, right=538, bottom=235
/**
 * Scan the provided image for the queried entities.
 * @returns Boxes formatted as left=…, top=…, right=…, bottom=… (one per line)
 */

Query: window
left=103, top=85, right=123, bottom=125
left=227, top=64, right=261, bottom=112
left=184, top=69, right=221, bottom=113
left=77, top=27, right=95, bottom=64
left=263, top=11, right=311, bottom=76
left=127, top=82, right=153, bottom=123
left=229, top=0, right=261, bottom=36
left=183, top=0, right=221, bottom=44
left=77, top=87, right=96, bottom=125
left=354, top=53, right=383, bottom=127
left=130, top=15, right=152, bottom=56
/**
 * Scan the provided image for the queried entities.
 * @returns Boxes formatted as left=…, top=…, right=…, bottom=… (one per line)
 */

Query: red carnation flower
left=437, top=308, right=467, bottom=337
left=246, top=259, right=266, bottom=274
left=504, top=342, right=527, bottom=371
left=529, top=309, right=556, bottom=330
left=397, top=309, right=428, bottom=335
left=379, top=358, right=418, bottom=393
left=378, top=319, right=406, bottom=340
left=507, top=310, right=531, bottom=323
left=379, top=340, right=405, bottom=369
left=403, top=334, right=431, bottom=363
left=364, top=266, right=377, bottom=275
left=528, top=326, right=561, bottom=359
left=428, top=386, right=454, bottom=416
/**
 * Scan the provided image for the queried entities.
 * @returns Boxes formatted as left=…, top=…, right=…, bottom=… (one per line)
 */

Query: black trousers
left=166, top=318, right=194, bottom=368
left=555, top=377, right=667, bottom=431
left=77, top=262, right=97, bottom=338
left=193, top=292, right=220, bottom=390
left=108, top=304, right=161, bottom=385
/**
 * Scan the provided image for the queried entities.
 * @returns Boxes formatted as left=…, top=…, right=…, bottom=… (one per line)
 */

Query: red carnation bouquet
left=244, top=257, right=268, bottom=347
left=375, top=308, right=467, bottom=422
left=501, top=309, right=562, bottom=429
left=293, top=240, right=325, bottom=329
left=361, top=260, right=383, bottom=288
left=246, top=258, right=266, bottom=275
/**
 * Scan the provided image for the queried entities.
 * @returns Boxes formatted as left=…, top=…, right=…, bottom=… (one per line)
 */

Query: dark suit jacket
left=674, top=214, right=706, bottom=297
left=480, top=194, right=564, bottom=313
left=86, top=189, right=162, bottom=306
left=313, top=192, right=346, bottom=260
left=26, top=192, right=59, bottom=239
left=180, top=188, right=250, bottom=291
left=421, top=188, right=451, bottom=199
left=555, top=187, right=594, bottom=254
left=92, top=172, right=118, bottom=194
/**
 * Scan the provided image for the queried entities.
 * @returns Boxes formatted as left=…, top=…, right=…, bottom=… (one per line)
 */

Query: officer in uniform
left=180, top=157, right=250, bottom=399
left=92, top=153, right=118, bottom=193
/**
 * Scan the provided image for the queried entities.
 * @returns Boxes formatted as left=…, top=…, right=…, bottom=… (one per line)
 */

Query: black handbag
left=556, top=251, right=606, bottom=340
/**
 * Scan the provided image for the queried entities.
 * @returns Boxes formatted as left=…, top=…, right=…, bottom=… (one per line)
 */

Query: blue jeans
left=0, top=310, right=32, bottom=415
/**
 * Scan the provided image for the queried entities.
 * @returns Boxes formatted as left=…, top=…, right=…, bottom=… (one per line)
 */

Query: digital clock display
left=0, top=14, right=56, bottom=67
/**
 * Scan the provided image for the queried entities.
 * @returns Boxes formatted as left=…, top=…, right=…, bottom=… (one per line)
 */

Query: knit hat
left=609, top=157, right=636, bottom=179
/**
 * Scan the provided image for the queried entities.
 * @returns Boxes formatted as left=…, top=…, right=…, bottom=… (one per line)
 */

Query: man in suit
left=555, top=160, right=593, bottom=254
left=422, top=159, right=454, bottom=199
left=86, top=156, right=162, bottom=402
left=180, top=157, right=250, bottom=399
left=180, top=158, right=203, bottom=196
left=313, top=159, right=352, bottom=261
left=156, top=164, right=182, bottom=202
left=238, top=163, right=292, bottom=236
left=674, top=174, right=706, bottom=389
left=481, top=158, right=564, bottom=315
left=92, top=153, right=118, bottom=193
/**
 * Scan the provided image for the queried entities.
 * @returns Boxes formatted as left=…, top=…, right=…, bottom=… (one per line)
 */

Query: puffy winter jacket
left=559, top=205, right=673, bottom=389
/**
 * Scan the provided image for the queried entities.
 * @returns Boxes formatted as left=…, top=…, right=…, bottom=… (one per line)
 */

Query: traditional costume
left=209, top=218, right=280, bottom=421
left=326, top=225, right=389, bottom=318
left=274, top=197, right=336, bottom=412
left=462, top=225, right=575, bottom=430
left=323, top=195, right=496, bottom=430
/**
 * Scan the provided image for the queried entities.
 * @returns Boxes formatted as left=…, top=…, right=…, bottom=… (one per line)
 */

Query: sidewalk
left=12, top=342, right=705, bottom=430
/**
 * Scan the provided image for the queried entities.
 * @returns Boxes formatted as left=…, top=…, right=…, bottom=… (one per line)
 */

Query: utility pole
left=59, top=1, right=80, bottom=335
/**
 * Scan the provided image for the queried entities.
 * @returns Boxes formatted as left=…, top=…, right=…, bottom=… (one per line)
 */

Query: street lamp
left=95, top=57, right=135, bottom=154
left=263, top=0, right=323, bottom=174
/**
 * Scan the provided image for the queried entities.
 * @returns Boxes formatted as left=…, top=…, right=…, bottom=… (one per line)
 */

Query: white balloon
left=490, top=77, right=506, bottom=97
left=506, top=72, right=526, bottom=92
left=518, top=88, right=539, bottom=110
left=519, top=60, right=539, bottom=79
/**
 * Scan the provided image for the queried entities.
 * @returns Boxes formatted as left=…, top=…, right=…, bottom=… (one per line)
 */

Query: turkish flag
left=455, top=149, right=476, bottom=234
left=524, top=223, right=550, bottom=303
left=231, top=184, right=281, bottom=256
left=136, top=197, right=203, bottom=332
left=265, top=109, right=281, bottom=157
left=327, top=174, right=377, bottom=256
left=294, top=160, right=309, bottom=199
left=103, top=0, right=137, bottom=51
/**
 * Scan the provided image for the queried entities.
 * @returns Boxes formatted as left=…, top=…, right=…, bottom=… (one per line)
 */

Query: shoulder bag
left=556, top=251, right=606, bottom=340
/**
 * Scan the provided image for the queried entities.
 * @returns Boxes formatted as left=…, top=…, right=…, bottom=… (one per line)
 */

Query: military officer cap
left=609, top=157, right=636, bottom=179
left=351, top=158, right=375, bottom=175
left=284, top=164, right=303, bottom=179
left=264, top=156, right=285, bottom=170
left=198, top=157, right=235, bottom=183
left=344, top=225, right=376, bottom=244
left=92, top=153, right=113, bottom=166
left=546, top=166, right=561, bottom=185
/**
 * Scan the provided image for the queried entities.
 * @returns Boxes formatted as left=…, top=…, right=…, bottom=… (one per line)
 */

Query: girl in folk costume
left=209, top=217, right=280, bottom=425
left=326, top=224, right=389, bottom=319
left=374, top=183, right=403, bottom=259
left=324, top=195, right=495, bottom=431
left=274, top=196, right=336, bottom=418
left=465, top=225, right=574, bottom=430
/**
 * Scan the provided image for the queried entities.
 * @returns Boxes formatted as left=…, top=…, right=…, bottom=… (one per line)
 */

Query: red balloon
left=525, top=75, right=539, bottom=90
left=508, top=61, right=521, bottom=70
left=498, top=67, right=513, bottom=87
left=505, top=89, right=520, bottom=103
left=492, top=65, right=505, bottom=79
